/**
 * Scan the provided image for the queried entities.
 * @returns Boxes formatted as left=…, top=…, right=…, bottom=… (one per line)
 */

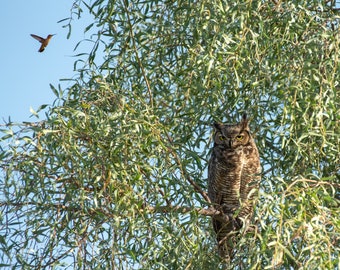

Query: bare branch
left=145, top=205, right=230, bottom=223
left=0, top=201, right=228, bottom=222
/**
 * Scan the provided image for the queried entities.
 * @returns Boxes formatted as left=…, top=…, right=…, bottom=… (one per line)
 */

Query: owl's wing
left=208, top=153, right=220, bottom=205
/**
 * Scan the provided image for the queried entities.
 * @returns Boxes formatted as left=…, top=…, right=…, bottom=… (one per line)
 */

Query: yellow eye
left=236, top=135, right=244, bottom=141
left=219, top=135, right=226, bottom=141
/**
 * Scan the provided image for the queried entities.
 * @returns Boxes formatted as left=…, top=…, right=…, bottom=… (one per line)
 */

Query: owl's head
left=213, top=114, right=251, bottom=149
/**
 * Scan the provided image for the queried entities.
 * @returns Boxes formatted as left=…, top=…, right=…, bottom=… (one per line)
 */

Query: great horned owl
left=208, top=113, right=261, bottom=260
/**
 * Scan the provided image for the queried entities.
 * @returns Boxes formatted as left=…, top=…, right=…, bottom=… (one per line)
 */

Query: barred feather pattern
left=208, top=115, right=261, bottom=261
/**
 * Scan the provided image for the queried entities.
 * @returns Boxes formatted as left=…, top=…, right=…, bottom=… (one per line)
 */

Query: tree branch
left=0, top=201, right=229, bottom=223
left=164, top=133, right=211, bottom=203
left=144, top=205, right=230, bottom=223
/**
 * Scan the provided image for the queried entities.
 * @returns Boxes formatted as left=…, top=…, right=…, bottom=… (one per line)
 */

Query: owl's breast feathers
left=208, top=142, right=260, bottom=212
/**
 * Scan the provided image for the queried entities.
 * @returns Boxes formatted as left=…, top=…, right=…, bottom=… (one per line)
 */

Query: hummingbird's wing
left=30, top=34, right=44, bottom=43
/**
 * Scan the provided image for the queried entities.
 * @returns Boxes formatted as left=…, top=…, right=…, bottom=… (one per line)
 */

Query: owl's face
left=213, top=114, right=250, bottom=149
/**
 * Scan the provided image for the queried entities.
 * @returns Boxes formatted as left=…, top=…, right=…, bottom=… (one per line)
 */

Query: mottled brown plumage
left=208, top=113, right=261, bottom=261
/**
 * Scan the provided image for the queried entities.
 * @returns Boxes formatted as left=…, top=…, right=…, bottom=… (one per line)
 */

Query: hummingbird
left=30, top=34, right=55, bottom=52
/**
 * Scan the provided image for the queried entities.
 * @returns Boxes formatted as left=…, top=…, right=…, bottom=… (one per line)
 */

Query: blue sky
left=2, top=1, right=338, bottom=125
left=0, top=1, right=93, bottom=122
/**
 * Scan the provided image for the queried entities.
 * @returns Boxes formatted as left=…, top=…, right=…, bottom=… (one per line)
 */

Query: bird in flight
left=30, top=34, right=55, bottom=52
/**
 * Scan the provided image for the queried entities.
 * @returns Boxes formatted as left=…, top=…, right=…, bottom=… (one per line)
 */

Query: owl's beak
left=228, top=139, right=233, bottom=148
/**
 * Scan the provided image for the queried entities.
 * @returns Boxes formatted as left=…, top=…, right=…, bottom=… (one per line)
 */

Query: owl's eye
left=219, top=135, right=226, bottom=141
left=236, top=135, right=244, bottom=141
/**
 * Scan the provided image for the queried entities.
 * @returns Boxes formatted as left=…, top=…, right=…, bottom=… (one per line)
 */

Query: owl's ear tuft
left=241, top=113, right=249, bottom=129
left=213, top=122, right=223, bottom=130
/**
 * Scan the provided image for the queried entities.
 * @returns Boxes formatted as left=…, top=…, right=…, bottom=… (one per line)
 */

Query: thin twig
left=164, top=132, right=211, bottom=203
left=122, top=0, right=153, bottom=107
left=286, top=177, right=340, bottom=191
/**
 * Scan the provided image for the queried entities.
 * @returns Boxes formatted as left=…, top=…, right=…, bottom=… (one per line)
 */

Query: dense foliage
left=1, top=0, right=339, bottom=269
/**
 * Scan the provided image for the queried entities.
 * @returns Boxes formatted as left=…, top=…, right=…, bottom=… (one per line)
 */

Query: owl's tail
left=213, top=216, right=242, bottom=262
left=217, top=232, right=237, bottom=262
